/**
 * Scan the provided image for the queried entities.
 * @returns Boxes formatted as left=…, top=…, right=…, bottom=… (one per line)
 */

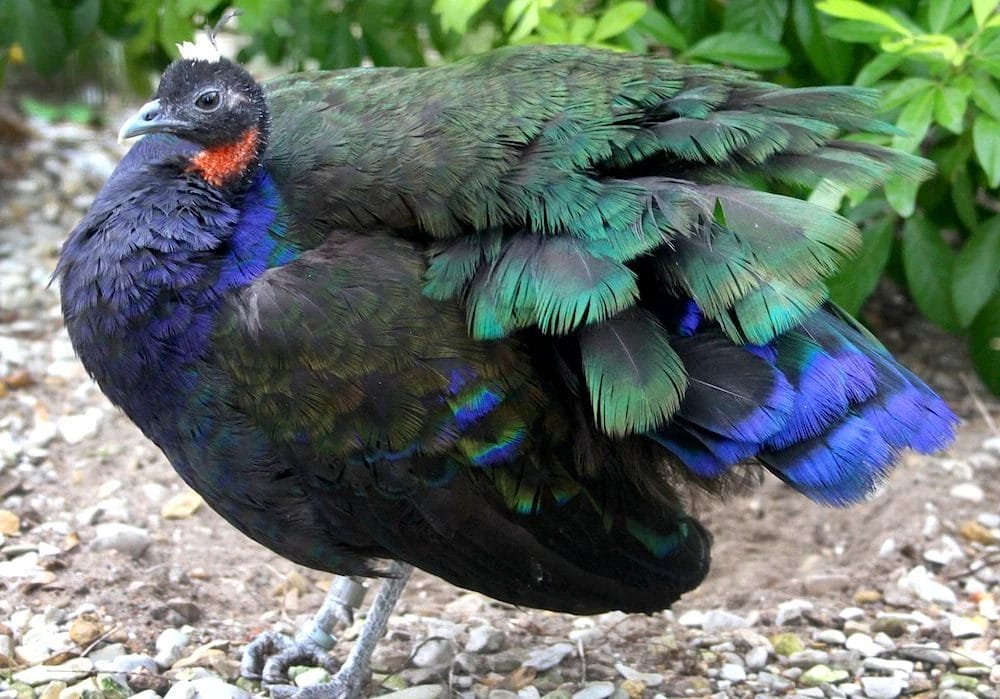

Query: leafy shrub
left=2, top=0, right=998, bottom=391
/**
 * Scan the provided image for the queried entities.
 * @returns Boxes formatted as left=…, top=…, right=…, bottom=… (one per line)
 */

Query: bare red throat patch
left=187, top=127, right=260, bottom=187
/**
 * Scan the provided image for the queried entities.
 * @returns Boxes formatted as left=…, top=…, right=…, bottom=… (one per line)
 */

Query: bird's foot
left=241, top=575, right=368, bottom=686
left=264, top=666, right=368, bottom=699
left=240, top=628, right=341, bottom=685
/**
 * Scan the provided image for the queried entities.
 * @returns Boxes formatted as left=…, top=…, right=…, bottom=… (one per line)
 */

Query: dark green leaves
left=901, top=215, right=960, bottom=332
left=973, top=115, right=1000, bottom=187
left=682, top=32, right=791, bottom=70
left=827, top=216, right=893, bottom=315
left=952, top=217, right=1000, bottom=327
left=970, top=292, right=1000, bottom=393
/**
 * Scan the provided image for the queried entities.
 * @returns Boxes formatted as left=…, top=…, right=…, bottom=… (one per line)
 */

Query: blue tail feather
left=657, top=304, right=957, bottom=506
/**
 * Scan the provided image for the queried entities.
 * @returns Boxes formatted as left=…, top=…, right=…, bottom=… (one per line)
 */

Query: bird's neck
left=58, top=137, right=289, bottom=437
left=186, top=126, right=264, bottom=190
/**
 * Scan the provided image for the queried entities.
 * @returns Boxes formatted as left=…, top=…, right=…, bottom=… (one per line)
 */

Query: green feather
left=580, top=310, right=687, bottom=436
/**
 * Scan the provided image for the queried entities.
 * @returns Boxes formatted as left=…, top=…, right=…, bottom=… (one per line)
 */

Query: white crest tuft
left=176, top=34, right=222, bottom=62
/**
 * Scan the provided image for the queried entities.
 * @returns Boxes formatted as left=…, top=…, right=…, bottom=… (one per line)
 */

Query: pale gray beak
left=117, top=99, right=189, bottom=143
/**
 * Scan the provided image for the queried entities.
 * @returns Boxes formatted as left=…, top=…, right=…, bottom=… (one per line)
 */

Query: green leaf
left=592, top=1, right=648, bottom=41
left=570, top=16, right=596, bottom=44
left=882, top=77, right=935, bottom=110
left=723, top=0, right=789, bottom=41
left=635, top=7, right=687, bottom=49
left=884, top=174, right=921, bottom=216
left=854, top=52, right=904, bottom=85
left=893, top=83, right=936, bottom=152
left=928, top=0, right=967, bottom=32
left=971, top=73, right=1000, bottom=119
left=432, top=0, right=489, bottom=34
left=952, top=217, right=1000, bottom=327
left=792, top=0, right=852, bottom=83
left=682, top=31, right=791, bottom=69
left=973, top=0, right=1000, bottom=27
left=951, top=165, right=979, bottom=232
left=10, top=0, right=68, bottom=74
left=902, top=214, right=960, bottom=332
left=969, top=290, right=1000, bottom=393
left=816, top=0, right=912, bottom=36
left=827, top=216, right=894, bottom=314
left=934, top=85, right=968, bottom=133
left=825, top=19, right=895, bottom=42
left=973, top=115, right=1000, bottom=186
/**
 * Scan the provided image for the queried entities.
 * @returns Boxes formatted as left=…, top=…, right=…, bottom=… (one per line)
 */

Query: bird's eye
left=195, top=90, right=221, bottom=111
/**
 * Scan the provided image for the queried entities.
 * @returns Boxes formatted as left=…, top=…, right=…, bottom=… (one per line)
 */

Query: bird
left=58, top=40, right=957, bottom=698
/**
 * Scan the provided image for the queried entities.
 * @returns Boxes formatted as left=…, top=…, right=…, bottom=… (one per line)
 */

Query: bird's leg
left=268, top=563, right=415, bottom=699
left=241, top=574, right=368, bottom=684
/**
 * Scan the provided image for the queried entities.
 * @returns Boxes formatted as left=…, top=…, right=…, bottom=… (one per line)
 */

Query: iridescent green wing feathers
left=260, top=46, right=929, bottom=438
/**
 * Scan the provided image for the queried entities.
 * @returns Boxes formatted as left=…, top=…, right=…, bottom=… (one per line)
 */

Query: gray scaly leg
left=248, top=563, right=415, bottom=699
left=241, top=574, right=368, bottom=684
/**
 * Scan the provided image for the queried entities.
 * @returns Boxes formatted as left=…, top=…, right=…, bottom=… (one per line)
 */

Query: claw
left=243, top=565, right=413, bottom=699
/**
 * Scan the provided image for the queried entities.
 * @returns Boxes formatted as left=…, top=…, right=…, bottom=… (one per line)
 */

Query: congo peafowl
left=58, top=40, right=957, bottom=698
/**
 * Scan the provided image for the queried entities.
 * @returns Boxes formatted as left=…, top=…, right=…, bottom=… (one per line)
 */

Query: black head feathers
left=119, top=58, right=268, bottom=151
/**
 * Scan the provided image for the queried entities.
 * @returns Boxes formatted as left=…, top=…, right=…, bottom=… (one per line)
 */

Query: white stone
left=897, top=566, right=957, bottom=605
left=775, top=599, right=813, bottom=626
left=13, top=657, right=93, bottom=686
left=91, top=523, right=151, bottom=558
left=411, top=637, right=454, bottom=668
left=815, top=629, right=847, bottom=645
left=878, top=538, right=896, bottom=557
left=56, top=408, right=102, bottom=444
left=719, top=663, right=746, bottom=682
left=701, top=609, right=750, bottom=633
left=522, top=642, right=574, bottom=671
left=745, top=645, right=769, bottom=670
left=615, top=662, right=664, bottom=686
left=949, top=483, right=984, bottom=502
left=571, top=682, right=614, bottom=699
left=845, top=633, right=883, bottom=658
left=676, top=609, right=703, bottom=627
left=860, top=675, right=906, bottom=698
left=465, top=625, right=505, bottom=654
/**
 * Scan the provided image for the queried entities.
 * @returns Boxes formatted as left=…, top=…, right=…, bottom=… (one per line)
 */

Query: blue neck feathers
left=58, top=134, right=292, bottom=442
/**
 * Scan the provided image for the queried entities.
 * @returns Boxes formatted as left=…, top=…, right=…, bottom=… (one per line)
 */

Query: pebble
left=155, top=627, right=192, bottom=668
left=949, top=483, right=984, bottom=502
left=12, top=657, right=93, bottom=686
left=411, top=638, right=454, bottom=668
left=523, top=643, right=575, bottom=671
left=700, top=610, right=750, bottom=633
left=816, top=629, right=847, bottom=645
left=845, top=633, right=884, bottom=658
left=718, top=663, right=746, bottom=682
left=744, top=645, right=769, bottom=669
left=860, top=675, right=907, bottom=698
left=466, top=624, right=505, bottom=653
left=897, top=566, right=957, bottom=605
left=163, top=677, right=251, bottom=699
left=55, top=408, right=103, bottom=444
left=897, top=644, right=951, bottom=665
left=378, top=686, right=444, bottom=699
left=90, top=522, right=152, bottom=558
left=570, top=682, right=614, bottom=699
left=948, top=616, right=984, bottom=638
left=775, top=599, right=813, bottom=626
left=614, top=663, right=663, bottom=687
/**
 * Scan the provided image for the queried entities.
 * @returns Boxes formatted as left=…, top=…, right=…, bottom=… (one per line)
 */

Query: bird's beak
left=117, top=99, right=189, bottom=143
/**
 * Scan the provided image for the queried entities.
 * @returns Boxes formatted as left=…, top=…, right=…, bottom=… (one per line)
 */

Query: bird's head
left=119, top=55, right=268, bottom=189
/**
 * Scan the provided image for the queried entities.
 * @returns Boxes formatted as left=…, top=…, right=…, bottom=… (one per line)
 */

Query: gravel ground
left=0, top=117, right=998, bottom=699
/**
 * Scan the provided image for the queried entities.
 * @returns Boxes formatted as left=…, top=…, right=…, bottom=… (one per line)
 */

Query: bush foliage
left=2, top=0, right=998, bottom=392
